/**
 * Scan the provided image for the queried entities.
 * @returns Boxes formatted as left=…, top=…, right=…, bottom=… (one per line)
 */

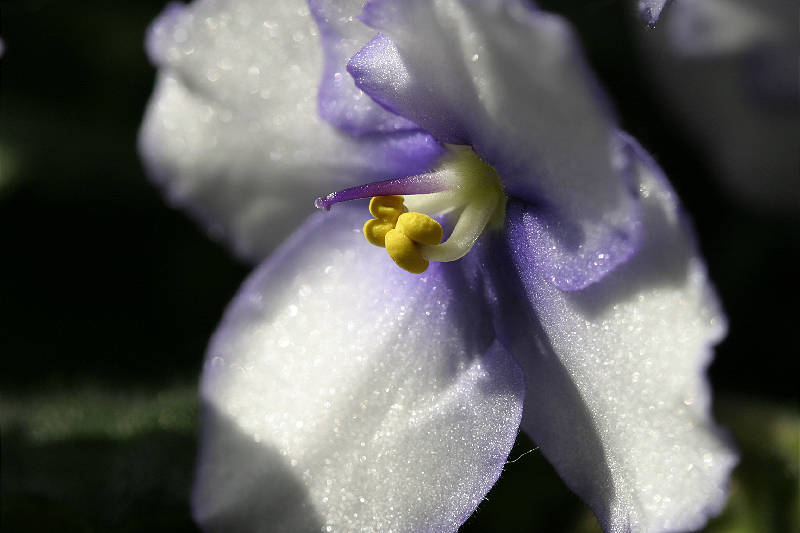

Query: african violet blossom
left=141, top=0, right=737, bottom=531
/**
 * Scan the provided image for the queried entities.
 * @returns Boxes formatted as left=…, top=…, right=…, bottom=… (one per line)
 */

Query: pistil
left=315, top=145, right=506, bottom=274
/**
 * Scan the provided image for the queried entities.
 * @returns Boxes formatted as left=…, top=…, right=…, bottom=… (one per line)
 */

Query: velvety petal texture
left=486, top=135, right=736, bottom=533
left=140, top=0, right=442, bottom=261
left=194, top=208, right=525, bottom=533
left=350, top=0, right=641, bottom=290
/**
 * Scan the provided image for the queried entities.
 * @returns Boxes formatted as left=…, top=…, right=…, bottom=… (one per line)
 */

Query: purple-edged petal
left=497, top=137, right=642, bottom=290
left=485, top=135, right=736, bottom=533
left=140, top=0, right=443, bottom=262
left=194, top=207, right=525, bottom=533
left=310, top=0, right=420, bottom=135
left=350, top=0, right=641, bottom=289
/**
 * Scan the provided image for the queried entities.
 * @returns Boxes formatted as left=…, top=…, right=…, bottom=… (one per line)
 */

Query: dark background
left=1, top=1, right=797, bottom=531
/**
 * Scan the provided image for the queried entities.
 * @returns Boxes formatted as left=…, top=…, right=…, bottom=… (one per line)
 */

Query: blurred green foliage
left=1, top=0, right=797, bottom=531
left=2, top=387, right=797, bottom=531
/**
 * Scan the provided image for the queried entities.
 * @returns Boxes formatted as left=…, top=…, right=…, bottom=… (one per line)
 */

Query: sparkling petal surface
left=194, top=208, right=525, bottom=533
left=140, top=0, right=442, bottom=261
left=350, top=0, right=641, bottom=289
left=310, top=0, right=419, bottom=134
left=487, top=134, right=736, bottom=533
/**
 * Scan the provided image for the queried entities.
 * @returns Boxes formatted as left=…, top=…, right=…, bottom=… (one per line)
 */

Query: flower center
left=315, top=145, right=506, bottom=274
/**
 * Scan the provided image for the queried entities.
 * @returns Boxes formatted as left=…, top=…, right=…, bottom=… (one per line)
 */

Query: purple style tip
left=314, top=172, right=451, bottom=211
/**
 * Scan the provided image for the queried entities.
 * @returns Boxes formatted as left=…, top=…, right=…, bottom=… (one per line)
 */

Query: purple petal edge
left=507, top=133, right=644, bottom=292
left=308, top=0, right=421, bottom=136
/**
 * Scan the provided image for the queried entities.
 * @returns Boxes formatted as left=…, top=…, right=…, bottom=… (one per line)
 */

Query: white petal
left=140, top=0, right=442, bottom=261
left=499, top=136, right=736, bottom=533
left=194, top=208, right=524, bottom=532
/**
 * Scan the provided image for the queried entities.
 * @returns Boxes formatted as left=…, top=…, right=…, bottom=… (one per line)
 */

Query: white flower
left=140, top=1, right=738, bottom=531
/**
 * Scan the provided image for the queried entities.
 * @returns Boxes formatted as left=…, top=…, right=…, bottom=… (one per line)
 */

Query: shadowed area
left=193, top=403, right=325, bottom=533
left=2, top=425, right=199, bottom=532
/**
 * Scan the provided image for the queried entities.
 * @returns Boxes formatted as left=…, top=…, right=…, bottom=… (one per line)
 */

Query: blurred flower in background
left=0, top=1, right=796, bottom=532
left=636, top=0, right=799, bottom=212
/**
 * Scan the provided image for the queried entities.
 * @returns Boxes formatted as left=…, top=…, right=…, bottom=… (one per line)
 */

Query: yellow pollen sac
left=384, top=228, right=430, bottom=274
left=363, top=196, right=406, bottom=247
left=395, top=212, right=443, bottom=246
left=368, top=195, right=405, bottom=220
left=363, top=219, right=395, bottom=247
left=364, top=197, right=444, bottom=273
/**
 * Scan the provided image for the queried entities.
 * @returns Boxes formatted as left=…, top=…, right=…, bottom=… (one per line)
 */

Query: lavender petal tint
left=314, top=171, right=451, bottom=210
left=350, top=0, right=643, bottom=290
left=309, top=0, right=421, bottom=136
left=347, top=32, right=475, bottom=145
left=504, top=198, right=642, bottom=291
left=480, top=134, right=736, bottom=533
left=194, top=206, right=525, bottom=533
left=140, top=0, right=443, bottom=262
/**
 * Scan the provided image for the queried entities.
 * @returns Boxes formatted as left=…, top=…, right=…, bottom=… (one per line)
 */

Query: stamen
left=363, top=196, right=406, bottom=247
left=316, top=145, right=507, bottom=274
left=395, top=212, right=443, bottom=246
left=385, top=228, right=430, bottom=274
left=419, top=192, right=498, bottom=262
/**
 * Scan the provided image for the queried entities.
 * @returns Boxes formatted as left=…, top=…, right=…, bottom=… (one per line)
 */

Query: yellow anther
left=385, top=228, right=429, bottom=274
left=364, top=198, right=443, bottom=273
left=363, top=219, right=395, bottom=247
left=368, top=195, right=405, bottom=221
left=395, top=212, right=443, bottom=246
left=364, top=196, right=408, bottom=247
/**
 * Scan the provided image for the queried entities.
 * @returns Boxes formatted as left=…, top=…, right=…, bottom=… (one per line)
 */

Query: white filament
left=420, top=192, right=499, bottom=262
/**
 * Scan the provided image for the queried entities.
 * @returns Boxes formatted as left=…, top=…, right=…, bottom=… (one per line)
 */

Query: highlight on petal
left=194, top=208, right=525, bottom=532
left=140, top=0, right=442, bottom=262
left=350, top=0, right=641, bottom=289
left=486, top=134, right=736, bottom=533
